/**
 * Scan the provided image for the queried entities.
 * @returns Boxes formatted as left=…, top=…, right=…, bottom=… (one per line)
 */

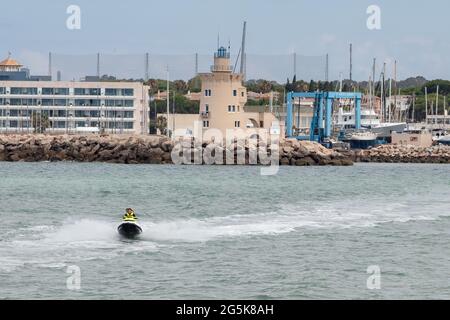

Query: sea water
left=0, top=162, right=449, bottom=299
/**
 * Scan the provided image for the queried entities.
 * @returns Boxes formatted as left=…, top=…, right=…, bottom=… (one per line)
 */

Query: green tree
left=156, top=115, right=167, bottom=135
left=187, top=75, right=202, bottom=92
left=31, top=112, right=50, bottom=133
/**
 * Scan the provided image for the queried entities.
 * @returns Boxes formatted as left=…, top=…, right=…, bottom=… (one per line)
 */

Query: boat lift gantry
left=286, top=91, right=362, bottom=144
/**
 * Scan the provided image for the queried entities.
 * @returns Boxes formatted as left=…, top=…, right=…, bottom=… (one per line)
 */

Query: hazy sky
left=1, top=0, right=449, bottom=81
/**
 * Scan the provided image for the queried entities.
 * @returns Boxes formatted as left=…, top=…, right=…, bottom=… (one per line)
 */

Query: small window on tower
left=233, top=90, right=237, bottom=96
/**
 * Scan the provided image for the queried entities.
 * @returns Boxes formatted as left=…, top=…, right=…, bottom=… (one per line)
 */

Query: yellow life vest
left=123, top=212, right=137, bottom=221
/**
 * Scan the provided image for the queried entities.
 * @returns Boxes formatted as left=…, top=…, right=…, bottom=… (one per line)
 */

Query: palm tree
left=31, top=112, right=50, bottom=133
left=156, top=115, right=167, bottom=135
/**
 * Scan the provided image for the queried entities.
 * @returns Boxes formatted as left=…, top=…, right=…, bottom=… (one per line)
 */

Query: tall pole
left=349, top=43, right=353, bottom=82
left=369, top=75, right=373, bottom=118
left=240, top=21, right=247, bottom=79
left=444, top=95, right=447, bottom=129
left=48, top=52, right=52, bottom=79
left=172, top=90, right=175, bottom=134
left=96, top=53, right=100, bottom=79
left=145, top=53, right=149, bottom=81
left=195, top=53, right=198, bottom=75
left=381, top=63, right=385, bottom=122
left=371, top=58, right=376, bottom=115
left=435, top=85, right=439, bottom=125
left=166, top=66, right=170, bottom=137
left=389, top=78, right=392, bottom=123
left=412, top=92, right=415, bottom=123
left=293, top=52, right=297, bottom=77
left=425, top=87, right=428, bottom=125
left=325, top=54, right=329, bottom=82
left=393, top=60, right=397, bottom=122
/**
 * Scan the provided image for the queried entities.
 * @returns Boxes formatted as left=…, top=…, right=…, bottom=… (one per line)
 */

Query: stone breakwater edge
left=0, top=134, right=352, bottom=166
left=2, top=134, right=450, bottom=165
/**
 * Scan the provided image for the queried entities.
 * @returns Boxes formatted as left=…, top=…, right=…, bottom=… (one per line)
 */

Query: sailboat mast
left=166, top=66, right=170, bottom=136
left=425, top=87, right=428, bottom=125
left=394, top=60, right=397, bottom=122
left=389, top=78, right=392, bottom=123
left=435, top=85, right=439, bottom=125
left=381, top=62, right=386, bottom=122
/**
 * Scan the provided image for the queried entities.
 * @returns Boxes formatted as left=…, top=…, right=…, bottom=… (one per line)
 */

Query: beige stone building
left=165, top=46, right=281, bottom=140
left=391, top=130, right=433, bottom=147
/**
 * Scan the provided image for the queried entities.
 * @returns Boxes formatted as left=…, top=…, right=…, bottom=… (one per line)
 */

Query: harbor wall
left=0, top=134, right=353, bottom=166
left=353, top=144, right=450, bottom=163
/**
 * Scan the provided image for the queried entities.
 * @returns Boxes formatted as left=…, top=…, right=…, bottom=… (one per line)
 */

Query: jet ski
left=118, top=219, right=143, bottom=239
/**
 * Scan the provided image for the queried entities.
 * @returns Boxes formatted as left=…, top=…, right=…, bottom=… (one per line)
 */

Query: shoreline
left=2, top=134, right=450, bottom=165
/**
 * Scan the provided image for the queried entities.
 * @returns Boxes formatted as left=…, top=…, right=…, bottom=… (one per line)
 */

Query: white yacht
left=336, top=108, right=406, bottom=138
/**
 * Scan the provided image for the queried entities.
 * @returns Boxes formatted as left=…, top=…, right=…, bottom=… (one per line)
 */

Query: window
left=232, top=105, right=236, bottom=112
left=241, top=92, right=244, bottom=97
left=54, top=110, right=67, bottom=117
left=203, top=120, right=209, bottom=128
left=122, top=89, right=134, bottom=96
left=123, top=122, right=134, bottom=129
left=105, top=89, right=118, bottom=96
left=74, top=88, right=101, bottom=96
left=0, top=87, right=5, bottom=95
left=234, top=121, right=240, bottom=128
left=205, top=89, right=212, bottom=97
left=260, top=121, right=264, bottom=127
left=10, top=87, right=38, bottom=95
left=205, top=104, right=209, bottom=112
left=41, top=99, right=67, bottom=106
left=75, top=99, right=101, bottom=107
left=233, top=89, right=237, bottom=96
left=10, top=98, right=38, bottom=106
left=228, top=105, right=231, bottom=112
left=42, top=88, right=69, bottom=95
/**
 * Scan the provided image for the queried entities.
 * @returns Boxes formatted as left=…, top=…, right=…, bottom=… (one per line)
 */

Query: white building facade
left=0, top=80, right=150, bottom=134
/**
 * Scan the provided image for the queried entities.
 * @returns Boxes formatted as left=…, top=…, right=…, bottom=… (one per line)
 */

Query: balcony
left=200, top=111, right=210, bottom=118
left=210, top=65, right=233, bottom=72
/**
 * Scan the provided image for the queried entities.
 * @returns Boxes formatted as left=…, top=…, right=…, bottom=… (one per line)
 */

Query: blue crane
left=286, top=91, right=362, bottom=145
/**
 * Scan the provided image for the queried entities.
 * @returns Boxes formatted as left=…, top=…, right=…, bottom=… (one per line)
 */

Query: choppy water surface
left=0, top=162, right=449, bottom=299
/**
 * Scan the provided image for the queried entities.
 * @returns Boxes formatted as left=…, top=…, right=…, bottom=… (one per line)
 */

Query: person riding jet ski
left=122, top=208, right=137, bottom=221
left=118, top=208, right=142, bottom=238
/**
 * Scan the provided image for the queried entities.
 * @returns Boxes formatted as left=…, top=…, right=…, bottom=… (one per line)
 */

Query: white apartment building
left=0, top=80, right=150, bottom=134
left=0, top=55, right=150, bottom=135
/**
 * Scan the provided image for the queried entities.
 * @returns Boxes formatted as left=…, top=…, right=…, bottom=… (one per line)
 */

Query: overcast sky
left=1, top=0, right=449, bottom=81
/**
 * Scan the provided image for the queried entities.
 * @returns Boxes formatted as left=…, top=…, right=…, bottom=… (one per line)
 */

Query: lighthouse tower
left=198, top=46, right=247, bottom=133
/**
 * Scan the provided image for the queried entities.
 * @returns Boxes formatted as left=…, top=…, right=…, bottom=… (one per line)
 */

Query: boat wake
left=0, top=199, right=445, bottom=272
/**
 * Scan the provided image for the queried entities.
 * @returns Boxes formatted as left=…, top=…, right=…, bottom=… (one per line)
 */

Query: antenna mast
left=240, top=21, right=247, bottom=80
left=349, top=43, right=353, bottom=82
